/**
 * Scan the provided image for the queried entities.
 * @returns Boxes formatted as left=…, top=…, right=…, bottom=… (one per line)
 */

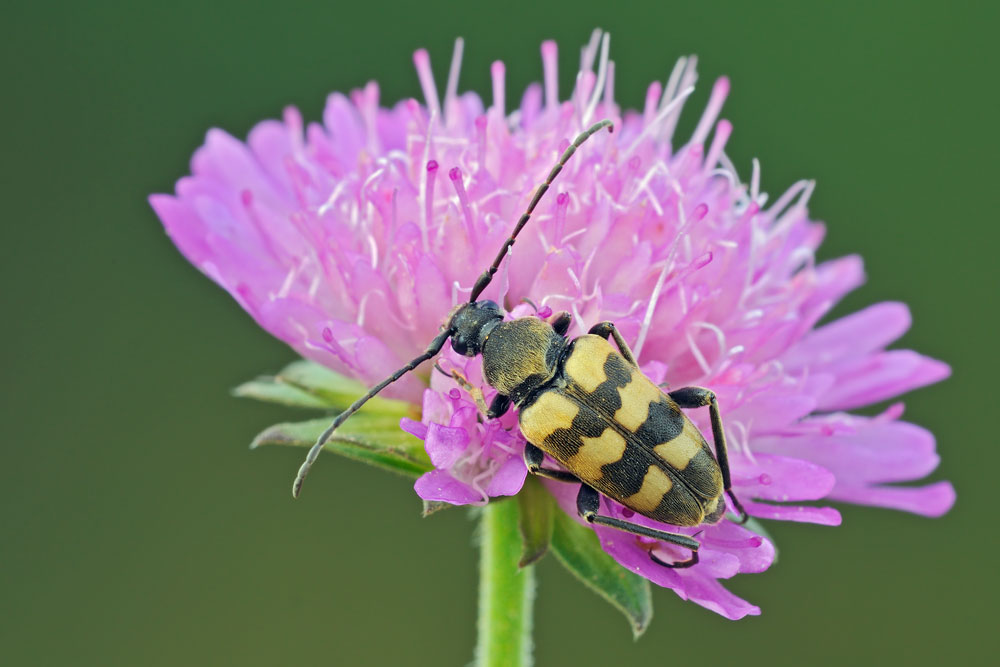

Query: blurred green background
left=2, top=1, right=996, bottom=665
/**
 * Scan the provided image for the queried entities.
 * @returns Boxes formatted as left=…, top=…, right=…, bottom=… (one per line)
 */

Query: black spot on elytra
left=633, top=397, right=684, bottom=445
left=652, top=485, right=704, bottom=526
left=599, top=446, right=656, bottom=497
left=677, top=449, right=724, bottom=500
left=541, top=399, right=606, bottom=461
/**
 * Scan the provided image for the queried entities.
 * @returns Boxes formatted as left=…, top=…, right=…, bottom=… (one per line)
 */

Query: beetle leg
left=668, top=386, right=749, bottom=524
left=447, top=368, right=490, bottom=415
left=548, top=310, right=573, bottom=336
left=523, top=442, right=579, bottom=483
left=487, top=393, right=511, bottom=419
left=576, top=485, right=700, bottom=568
left=588, top=321, right=638, bottom=367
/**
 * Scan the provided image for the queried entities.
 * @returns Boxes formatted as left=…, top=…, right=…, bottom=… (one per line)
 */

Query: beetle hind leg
left=668, top=386, right=749, bottom=524
left=576, top=485, right=700, bottom=568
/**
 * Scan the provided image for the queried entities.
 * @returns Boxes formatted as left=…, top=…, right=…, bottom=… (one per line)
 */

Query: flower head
left=151, top=31, right=953, bottom=620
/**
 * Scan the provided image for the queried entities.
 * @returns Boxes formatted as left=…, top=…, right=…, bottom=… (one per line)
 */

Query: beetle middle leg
left=588, top=321, right=638, bottom=367
left=576, top=485, right=700, bottom=568
left=523, top=442, right=579, bottom=482
left=524, top=443, right=700, bottom=568
left=669, top=386, right=749, bottom=524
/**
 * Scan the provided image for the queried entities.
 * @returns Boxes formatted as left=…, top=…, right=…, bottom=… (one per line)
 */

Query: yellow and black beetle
left=292, top=119, right=747, bottom=569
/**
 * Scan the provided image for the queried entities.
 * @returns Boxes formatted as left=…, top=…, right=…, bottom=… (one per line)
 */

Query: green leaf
left=234, top=359, right=413, bottom=415
left=250, top=415, right=432, bottom=479
left=278, top=360, right=411, bottom=413
left=232, top=378, right=332, bottom=409
left=550, top=510, right=653, bottom=639
left=516, top=477, right=554, bottom=568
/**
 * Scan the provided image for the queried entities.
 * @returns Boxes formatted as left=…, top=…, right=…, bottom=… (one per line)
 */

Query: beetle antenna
left=292, top=328, right=452, bottom=498
left=468, top=118, right=614, bottom=302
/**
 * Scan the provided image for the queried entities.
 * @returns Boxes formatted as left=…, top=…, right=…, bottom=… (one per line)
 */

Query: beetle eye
left=451, top=337, right=468, bottom=355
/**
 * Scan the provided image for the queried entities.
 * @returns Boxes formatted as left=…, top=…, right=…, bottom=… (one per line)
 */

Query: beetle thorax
left=481, top=318, right=565, bottom=403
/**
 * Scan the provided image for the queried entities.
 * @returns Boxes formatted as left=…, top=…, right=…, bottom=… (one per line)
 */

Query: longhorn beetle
left=292, top=119, right=747, bottom=569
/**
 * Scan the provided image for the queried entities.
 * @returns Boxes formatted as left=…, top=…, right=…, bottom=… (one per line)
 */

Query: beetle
left=292, top=118, right=747, bottom=568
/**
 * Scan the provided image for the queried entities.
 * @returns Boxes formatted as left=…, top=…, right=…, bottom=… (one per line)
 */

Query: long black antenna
left=292, top=329, right=451, bottom=497
left=292, top=119, right=613, bottom=498
left=468, top=119, right=614, bottom=302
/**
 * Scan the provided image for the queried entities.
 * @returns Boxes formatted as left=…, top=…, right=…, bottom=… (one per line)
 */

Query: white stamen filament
left=767, top=179, right=812, bottom=221
left=624, top=86, right=696, bottom=157
left=417, top=111, right=437, bottom=252
left=318, top=179, right=350, bottom=217
left=686, top=328, right=713, bottom=376
left=603, top=61, right=616, bottom=112
left=413, top=49, right=441, bottom=121
left=444, top=38, right=464, bottom=124
left=582, top=32, right=610, bottom=126
left=660, top=56, right=698, bottom=144
left=580, top=28, right=602, bottom=74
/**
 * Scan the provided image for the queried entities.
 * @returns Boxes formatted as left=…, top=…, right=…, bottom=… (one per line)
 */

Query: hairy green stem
left=475, top=499, right=535, bottom=667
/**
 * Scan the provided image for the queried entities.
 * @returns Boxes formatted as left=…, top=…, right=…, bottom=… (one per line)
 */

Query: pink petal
left=783, top=302, right=912, bottom=370
left=414, top=469, right=483, bottom=505
left=733, top=454, right=835, bottom=502
left=399, top=417, right=426, bottom=440
left=755, top=418, right=942, bottom=486
left=815, top=350, right=951, bottom=411
left=485, top=457, right=528, bottom=497
left=829, top=480, right=956, bottom=517
left=743, top=500, right=842, bottom=525
left=670, top=575, right=762, bottom=620
left=423, top=423, right=470, bottom=469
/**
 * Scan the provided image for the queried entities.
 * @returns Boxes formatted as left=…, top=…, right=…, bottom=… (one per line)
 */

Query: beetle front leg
left=576, top=485, right=700, bottom=568
left=487, top=393, right=511, bottom=419
left=668, top=386, right=749, bottom=524
left=443, top=367, right=489, bottom=415
left=588, top=321, right=638, bottom=367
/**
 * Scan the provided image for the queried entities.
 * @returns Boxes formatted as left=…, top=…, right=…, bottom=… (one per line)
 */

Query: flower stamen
left=413, top=48, right=441, bottom=122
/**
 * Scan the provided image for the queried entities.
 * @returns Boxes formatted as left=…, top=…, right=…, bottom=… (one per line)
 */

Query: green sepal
left=234, top=359, right=411, bottom=415
left=550, top=510, right=653, bottom=639
left=250, top=415, right=432, bottom=479
left=422, top=500, right=458, bottom=517
left=515, top=477, right=554, bottom=568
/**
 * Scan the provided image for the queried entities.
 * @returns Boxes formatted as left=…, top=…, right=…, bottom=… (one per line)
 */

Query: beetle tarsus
left=650, top=549, right=700, bottom=569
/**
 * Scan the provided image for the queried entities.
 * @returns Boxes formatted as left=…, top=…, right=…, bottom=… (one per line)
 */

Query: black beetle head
left=447, top=300, right=502, bottom=357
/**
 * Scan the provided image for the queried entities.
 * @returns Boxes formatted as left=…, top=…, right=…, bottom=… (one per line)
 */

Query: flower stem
left=476, top=499, right=535, bottom=667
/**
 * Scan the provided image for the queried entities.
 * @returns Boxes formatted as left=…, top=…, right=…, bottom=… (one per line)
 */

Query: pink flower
left=151, top=32, right=953, bottom=620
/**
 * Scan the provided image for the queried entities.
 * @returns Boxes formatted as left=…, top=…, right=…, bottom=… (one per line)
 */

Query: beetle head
left=447, top=300, right=502, bottom=357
